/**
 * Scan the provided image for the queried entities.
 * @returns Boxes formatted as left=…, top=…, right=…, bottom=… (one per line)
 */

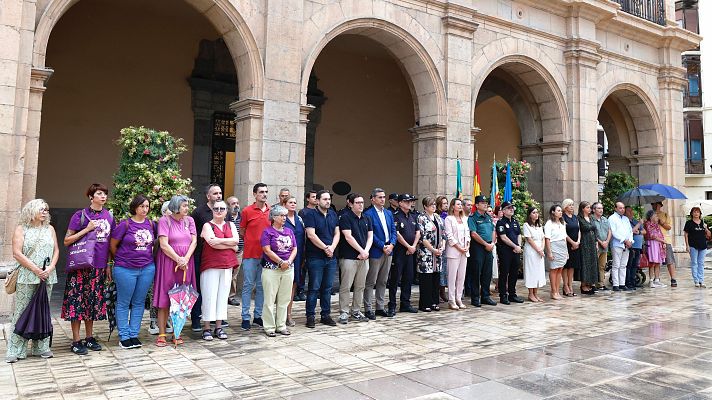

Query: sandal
left=172, top=336, right=184, bottom=346
left=155, top=334, right=167, bottom=347
left=214, top=328, right=228, bottom=340
left=202, top=329, right=213, bottom=341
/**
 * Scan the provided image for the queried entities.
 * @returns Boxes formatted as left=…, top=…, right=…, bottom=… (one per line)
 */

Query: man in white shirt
left=608, top=201, right=633, bottom=291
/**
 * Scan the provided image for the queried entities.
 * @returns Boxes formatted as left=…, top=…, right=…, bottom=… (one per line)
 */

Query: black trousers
left=191, top=248, right=203, bottom=324
left=388, top=247, right=414, bottom=310
left=626, top=248, right=641, bottom=287
left=418, top=272, right=440, bottom=309
left=497, top=247, right=520, bottom=298
left=471, top=243, right=494, bottom=300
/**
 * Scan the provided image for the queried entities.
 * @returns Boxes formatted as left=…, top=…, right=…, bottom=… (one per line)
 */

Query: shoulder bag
left=5, top=229, right=44, bottom=294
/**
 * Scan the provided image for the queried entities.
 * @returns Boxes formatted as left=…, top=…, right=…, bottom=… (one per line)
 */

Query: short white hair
left=19, top=199, right=50, bottom=227
left=562, top=198, right=575, bottom=209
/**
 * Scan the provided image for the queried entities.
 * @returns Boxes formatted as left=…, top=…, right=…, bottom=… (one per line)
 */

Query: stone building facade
left=0, top=0, right=701, bottom=261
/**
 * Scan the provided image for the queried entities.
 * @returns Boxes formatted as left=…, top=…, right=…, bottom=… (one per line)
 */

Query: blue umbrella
left=637, top=184, right=687, bottom=200
left=618, top=188, right=665, bottom=206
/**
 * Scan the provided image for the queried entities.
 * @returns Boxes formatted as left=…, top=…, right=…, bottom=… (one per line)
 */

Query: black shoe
left=500, top=297, right=511, bottom=305
left=508, top=295, right=524, bottom=303
left=253, top=317, right=264, bottom=327
left=619, top=286, right=629, bottom=291
left=471, top=299, right=482, bottom=307
left=365, top=311, right=376, bottom=320
left=306, top=316, right=316, bottom=328
left=71, top=341, right=88, bottom=355
left=612, top=286, right=621, bottom=292
left=296, top=292, right=307, bottom=301
left=598, top=286, right=610, bottom=291
left=482, top=297, right=497, bottom=306
left=399, top=305, right=418, bottom=313
left=320, top=316, right=337, bottom=326
left=85, top=337, right=102, bottom=351
left=375, top=309, right=388, bottom=318
left=386, top=309, right=396, bottom=318
left=671, top=279, right=678, bottom=287
left=241, top=320, right=251, bottom=330
left=626, top=286, right=636, bottom=291
left=119, top=339, right=134, bottom=349
left=228, top=297, right=240, bottom=306
left=581, top=289, right=595, bottom=295
left=131, top=338, right=142, bottom=348
left=191, top=321, right=202, bottom=332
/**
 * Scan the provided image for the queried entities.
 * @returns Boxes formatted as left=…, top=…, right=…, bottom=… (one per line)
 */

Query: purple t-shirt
left=111, top=219, right=156, bottom=268
left=68, top=207, right=116, bottom=269
left=260, top=226, right=296, bottom=262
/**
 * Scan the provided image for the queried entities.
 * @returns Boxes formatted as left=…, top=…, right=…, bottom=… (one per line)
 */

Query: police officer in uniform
left=468, top=195, right=497, bottom=307
left=388, top=193, right=421, bottom=316
left=495, top=201, right=524, bottom=304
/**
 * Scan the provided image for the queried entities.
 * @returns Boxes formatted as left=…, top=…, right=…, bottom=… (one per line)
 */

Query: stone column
left=230, top=98, right=264, bottom=205
left=411, top=124, right=447, bottom=200
left=564, top=7, right=603, bottom=203
left=519, top=144, right=544, bottom=203
left=441, top=5, right=478, bottom=198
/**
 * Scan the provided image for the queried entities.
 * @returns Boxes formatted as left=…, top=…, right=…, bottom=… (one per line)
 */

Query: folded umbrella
left=637, top=183, right=687, bottom=200
left=167, top=268, right=198, bottom=346
left=617, top=188, right=665, bottom=206
left=104, top=278, right=117, bottom=340
left=13, top=258, right=53, bottom=343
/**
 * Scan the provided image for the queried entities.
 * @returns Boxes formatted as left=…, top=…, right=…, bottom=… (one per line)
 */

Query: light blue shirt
left=608, top=212, right=633, bottom=249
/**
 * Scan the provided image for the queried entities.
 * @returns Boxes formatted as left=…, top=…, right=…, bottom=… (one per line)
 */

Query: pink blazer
left=444, top=215, right=470, bottom=258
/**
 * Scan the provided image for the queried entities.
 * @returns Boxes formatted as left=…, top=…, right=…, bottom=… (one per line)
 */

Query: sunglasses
left=212, top=207, right=227, bottom=212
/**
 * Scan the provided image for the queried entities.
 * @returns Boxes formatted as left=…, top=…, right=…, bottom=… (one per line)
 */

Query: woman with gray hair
left=6, top=199, right=59, bottom=363
left=260, top=205, right=297, bottom=336
left=152, top=195, right=197, bottom=346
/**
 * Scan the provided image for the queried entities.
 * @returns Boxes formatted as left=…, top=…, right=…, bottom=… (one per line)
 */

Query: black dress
left=562, top=213, right=581, bottom=270
left=578, top=216, right=599, bottom=284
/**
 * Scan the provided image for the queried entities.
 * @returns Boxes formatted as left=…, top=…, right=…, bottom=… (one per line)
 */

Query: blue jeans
left=690, top=247, right=707, bottom=283
left=306, top=257, right=337, bottom=318
left=241, top=258, right=264, bottom=321
left=114, top=264, right=155, bottom=340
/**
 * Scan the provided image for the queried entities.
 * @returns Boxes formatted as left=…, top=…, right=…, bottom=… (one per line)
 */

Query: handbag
left=66, top=211, right=98, bottom=272
left=639, top=252, right=649, bottom=269
left=5, top=229, right=44, bottom=294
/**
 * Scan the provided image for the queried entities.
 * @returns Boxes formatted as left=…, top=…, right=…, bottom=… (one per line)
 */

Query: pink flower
left=143, top=149, right=151, bottom=155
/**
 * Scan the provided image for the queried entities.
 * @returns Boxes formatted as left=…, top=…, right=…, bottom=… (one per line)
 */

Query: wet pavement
left=1, top=263, right=711, bottom=399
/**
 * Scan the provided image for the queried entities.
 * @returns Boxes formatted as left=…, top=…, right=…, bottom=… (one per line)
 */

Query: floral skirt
left=61, top=268, right=108, bottom=321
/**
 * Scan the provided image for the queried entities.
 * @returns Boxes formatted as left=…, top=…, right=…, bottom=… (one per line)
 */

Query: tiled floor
left=1, top=265, right=712, bottom=399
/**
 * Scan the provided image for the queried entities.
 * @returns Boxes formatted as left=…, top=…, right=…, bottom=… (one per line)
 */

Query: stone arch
left=301, top=17, right=447, bottom=126
left=33, top=0, right=264, bottom=100
left=597, top=82, right=664, bottom=184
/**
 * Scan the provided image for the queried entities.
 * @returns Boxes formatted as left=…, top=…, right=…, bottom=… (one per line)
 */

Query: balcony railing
left=686, top=159, right=706, bottom=175
left=612, top=0, right=666, bottom=25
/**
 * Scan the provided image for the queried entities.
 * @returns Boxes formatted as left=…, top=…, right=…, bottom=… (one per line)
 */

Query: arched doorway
left=301, top=19, right=446, bottom=204
left=473, top=60, right=568, bottom=206
left=597, top=87, right=663, bottom=186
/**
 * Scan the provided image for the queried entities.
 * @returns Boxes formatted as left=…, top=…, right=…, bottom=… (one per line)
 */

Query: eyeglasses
left=213, top=207, right=227, bottom=212
left=278, top=214, right=287, bottom=217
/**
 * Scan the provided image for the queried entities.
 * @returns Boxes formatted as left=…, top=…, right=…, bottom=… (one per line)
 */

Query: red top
left=240, top=202, right=271, bottom=259
left=200, top=222, right=239, bottom=272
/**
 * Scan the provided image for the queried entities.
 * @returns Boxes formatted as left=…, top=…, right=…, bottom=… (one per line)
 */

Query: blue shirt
left=630, top=218, right=643, bottom=249
left=303, top=207, right=339, bottom=259
left=285, top=214, right=305, bottom=267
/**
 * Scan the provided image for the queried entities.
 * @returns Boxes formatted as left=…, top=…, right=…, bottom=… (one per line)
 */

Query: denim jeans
left=241, top=258, right=264, bottom=321
left=306, top=257, right=337, bottom=318
left=114, top=263, right=156, bottom=340
left=690, top=247, right=707, bottom=283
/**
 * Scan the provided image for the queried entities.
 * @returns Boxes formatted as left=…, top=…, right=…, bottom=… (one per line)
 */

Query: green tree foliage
left=493, top=159, right=541, bottom=223
left=601, top=172, right=638, bottom=217
left=108, top=126, right=193, bottom=220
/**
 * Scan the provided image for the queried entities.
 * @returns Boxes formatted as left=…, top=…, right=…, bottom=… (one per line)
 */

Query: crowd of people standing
left=5, top=182, right=707, bottom=362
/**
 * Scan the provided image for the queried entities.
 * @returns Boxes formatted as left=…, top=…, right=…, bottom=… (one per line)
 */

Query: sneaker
left=339, top=312, right=349, bottom=324
left=241, top=320, right=251, bottom=331
left=701, top=283, right=707, bottom=288
left=71, top=341, right=88, bottom=355
left=650, top=280, right=657, bottom=288
left=612, top=286, right=621, bottom=292
left=148, top=321, right=159, bottom=335
left=5, top=356, right=18, bottom=363
left=253, top=317, right=264, bottom=327
left=166, top=323, right=173, bottom=334
left=131, top=338, right=142, bottom=348
left=119, top=339, right=135, bottom=349
left=191, top=321, right=202, bottom=332
left=39, top=351, right=54, bottom=359
left=671, top=279, right=678, bottom=287
left=352, top=311, right=368, bottom=322
left=209, top=320, right=230, bottom=328
left=306, top=316, right=316, bottom=328
left=364, top=310, right=376, bottom=320
left=320, top=316, right=337, bottom=326
left=620, top=286, right=629, bottom=291
left=228, top=297, right=240, bottom=306
left=84, top=337, right=102, bottom=351
left=656, top=279, right=667, bottom=288
left=695, top=283, right=700, bottom=288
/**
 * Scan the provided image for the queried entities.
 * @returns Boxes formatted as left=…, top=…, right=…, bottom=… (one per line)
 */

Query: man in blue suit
left=363, top=188, right=397, bottom=319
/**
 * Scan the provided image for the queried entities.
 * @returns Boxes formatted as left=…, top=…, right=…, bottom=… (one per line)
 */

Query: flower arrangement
left=493, top=159, right=541, bottom=223
left=108, top=126, right=193, bottom=220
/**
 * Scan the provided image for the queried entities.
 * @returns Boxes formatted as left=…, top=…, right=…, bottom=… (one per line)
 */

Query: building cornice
left=410, top=124, right=447, bottom=143
left=30, top=67, right=53, bottom=94
left=229, top=98, right=264, bottom=122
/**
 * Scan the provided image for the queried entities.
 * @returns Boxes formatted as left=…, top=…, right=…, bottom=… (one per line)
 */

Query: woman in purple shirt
left=110, top=195, right=156, bottom=349
left=62, top=183, right=115, bottom=356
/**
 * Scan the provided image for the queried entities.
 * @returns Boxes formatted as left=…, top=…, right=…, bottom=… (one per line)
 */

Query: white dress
left=522, top=223, right=546, bottom=288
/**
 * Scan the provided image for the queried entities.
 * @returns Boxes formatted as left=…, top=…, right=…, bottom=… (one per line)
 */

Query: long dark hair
left=526, top=206, right=541, bottom=227
left=548, top=204, right=563, bottom=223
left=577, top=201, right=591, bottom=219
